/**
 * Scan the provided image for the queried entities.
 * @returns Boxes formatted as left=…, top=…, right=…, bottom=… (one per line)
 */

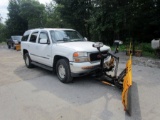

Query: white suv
left=21, top=28, right=111, bottom=83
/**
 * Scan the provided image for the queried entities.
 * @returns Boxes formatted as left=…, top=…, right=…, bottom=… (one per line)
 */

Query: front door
left=35, top=31, right=52, bottom=66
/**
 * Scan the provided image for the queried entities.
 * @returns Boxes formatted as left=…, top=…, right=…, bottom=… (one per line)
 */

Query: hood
left=56, top=41, right=110, bottom=52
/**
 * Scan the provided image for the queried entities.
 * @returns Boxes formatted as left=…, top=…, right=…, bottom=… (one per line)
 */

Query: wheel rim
left=25, top=56, right=29, bottom=66
left=58, top=64, right=66, bottom=79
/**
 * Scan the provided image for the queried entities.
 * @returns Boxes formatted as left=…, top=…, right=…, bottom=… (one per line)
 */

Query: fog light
left=81, top=66, right=94, bottom=69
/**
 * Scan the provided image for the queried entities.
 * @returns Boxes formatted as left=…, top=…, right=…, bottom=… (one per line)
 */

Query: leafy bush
left=141, top=43, right=154, bottom=53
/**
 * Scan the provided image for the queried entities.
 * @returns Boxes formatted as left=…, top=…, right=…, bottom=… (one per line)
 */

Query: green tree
left=45, top=2, right=71, bottom=28
left=6, top=0, right=46, bottom=36
left=19, top=0, right=46, bottom=28
left=0, top=14, right=2, bottom=22
left=54, top=0, right=92, bottom=38
left=53, top=0, right=160, bottom=44
left=5, top=0, right=160, bottom=45
left=0, top=22, right=7, bottom=43
left=6, top=0, right=27, bottom=36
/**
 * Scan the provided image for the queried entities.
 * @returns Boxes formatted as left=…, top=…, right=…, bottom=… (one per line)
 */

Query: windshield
left=11, top=36, right=22, bottom=41
left=50, top=30, right=84, bottom=42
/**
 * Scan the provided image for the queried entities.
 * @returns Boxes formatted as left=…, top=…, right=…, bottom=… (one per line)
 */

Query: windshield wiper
left=70, top=39, right=84, bottom=42
left=56, top=38, right=70, bottom=42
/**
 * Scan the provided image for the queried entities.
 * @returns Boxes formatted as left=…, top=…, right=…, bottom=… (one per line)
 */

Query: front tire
left=24, top=53, right=33, bottom=68
left=56, top=59, right=73, bottom=83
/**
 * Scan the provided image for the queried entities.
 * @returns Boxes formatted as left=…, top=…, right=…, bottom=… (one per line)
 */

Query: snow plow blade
left=122, top=55, right=132, bottom=115
left=92, top=42, right=133, bottom=115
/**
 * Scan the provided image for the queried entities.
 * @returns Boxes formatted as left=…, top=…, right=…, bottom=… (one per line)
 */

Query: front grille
left=90, top=51, right=108, bottom=62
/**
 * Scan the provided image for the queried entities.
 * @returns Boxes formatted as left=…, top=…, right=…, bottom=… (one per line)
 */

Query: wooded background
left=0, top=0, right=160, bottom=45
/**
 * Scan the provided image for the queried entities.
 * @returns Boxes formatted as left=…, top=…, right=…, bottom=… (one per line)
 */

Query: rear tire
left=56, top=59, right=73, bottom=83
left=24, top=53, right=33, bottom=68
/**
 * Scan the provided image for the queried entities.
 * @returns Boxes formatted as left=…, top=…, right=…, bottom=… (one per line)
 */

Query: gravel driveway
left=0, top=45, right=160, bottom=120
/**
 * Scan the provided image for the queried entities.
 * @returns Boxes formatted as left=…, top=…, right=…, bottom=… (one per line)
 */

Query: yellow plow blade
left=122, top=55, right=132, bottom=115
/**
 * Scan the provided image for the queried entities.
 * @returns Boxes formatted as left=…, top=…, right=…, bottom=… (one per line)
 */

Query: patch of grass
left=141, top=43, right=157, bottom=58
left=142, top=51, right=156, bottom=58
left=0, top=42, right=6, bottom=45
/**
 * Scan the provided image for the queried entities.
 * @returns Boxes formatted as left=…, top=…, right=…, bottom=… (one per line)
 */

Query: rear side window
left=22, top=35, right=29, bottom=41
left=29, top=32, right=38, bottom=43
left=22, top=31, right=30, bottom=41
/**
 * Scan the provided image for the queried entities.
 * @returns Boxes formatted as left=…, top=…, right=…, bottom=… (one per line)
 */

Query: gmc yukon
left=21, top=28, right=111, bottom=83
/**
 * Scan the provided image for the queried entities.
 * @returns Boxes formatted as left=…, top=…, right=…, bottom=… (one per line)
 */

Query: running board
left=31, top=62, right=53, bottom=71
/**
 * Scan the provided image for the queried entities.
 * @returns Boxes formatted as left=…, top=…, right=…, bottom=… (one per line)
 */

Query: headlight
left=73, top=52, right=90, bottom=62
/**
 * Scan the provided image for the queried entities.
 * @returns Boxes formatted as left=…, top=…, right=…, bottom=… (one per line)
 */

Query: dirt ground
left=0, top=44, right=160, bottom=120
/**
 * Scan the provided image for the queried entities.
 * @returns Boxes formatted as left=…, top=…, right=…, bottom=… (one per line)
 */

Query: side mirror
left=39, top=39, right=49, bottom=44
left=93, top=42, right=104, bottom=48
left=84, top=37, right=88, bottom=41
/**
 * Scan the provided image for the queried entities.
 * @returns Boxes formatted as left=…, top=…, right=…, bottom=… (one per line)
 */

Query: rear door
left=28, top=31, right=39, bottom=61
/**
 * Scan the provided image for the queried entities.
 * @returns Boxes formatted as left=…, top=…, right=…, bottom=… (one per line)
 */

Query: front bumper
left=70, top=56, right=111, bottom=77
